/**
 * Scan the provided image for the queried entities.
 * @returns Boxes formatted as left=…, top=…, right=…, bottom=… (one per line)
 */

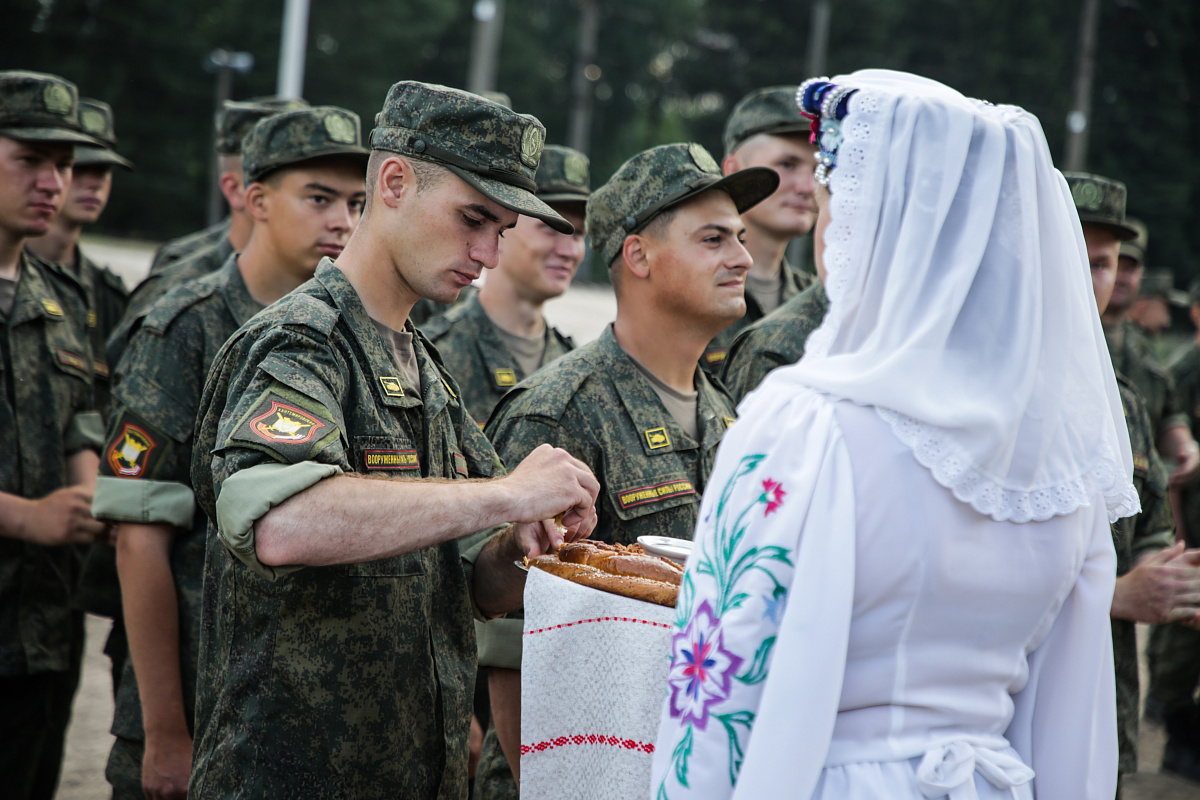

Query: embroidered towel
left=521, top=565, right=675, bottom=800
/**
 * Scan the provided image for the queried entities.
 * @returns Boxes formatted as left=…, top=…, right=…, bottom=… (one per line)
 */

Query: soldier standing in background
left=0, top=69, right=108, bottom=800
left=1149, top=282, right=1200, bottom=781
left=1066, top=173, right=1200, bottom=489
left=94, top=105, right=368, bottom=800
left=1085, top=207, right=1199, bottom=794
left=105, top=98, right=306, bottom=366
left=424, top=144, right=589, bottom=426
left=24, top=97, right=134, bottom=703
left=1131, top=269, right=1187, bottom=351
left=701, top=86, right=818, bottom=371
left=476, top=142, right=777, bottom=797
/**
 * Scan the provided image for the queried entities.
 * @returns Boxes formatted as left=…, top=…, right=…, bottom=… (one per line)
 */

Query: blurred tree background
left=1, top=0, right=1196, bottom=281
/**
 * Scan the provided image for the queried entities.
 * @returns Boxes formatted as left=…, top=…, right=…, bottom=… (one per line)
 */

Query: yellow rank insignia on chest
left=645, top=427, right=671, bottom=449
left=379, top=376, right=404, bottom=397
left=704, top=349, right=726, bottom=366
left=723, top=416, right=736, bottom=429
left=87, top=310, right=97, bottom=327
left=494, top=368, right=517, bottom=387
left=107, top=422, right=156, bottom=478
left=250, top=401, right=326, bottom=444
left=41, top=299, right=63, bottom=316
left=1132, top=454, right=1149, bottom=472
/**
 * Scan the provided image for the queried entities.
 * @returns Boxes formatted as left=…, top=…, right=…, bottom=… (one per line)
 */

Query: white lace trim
left=808, top=87, right=1140, bottom=524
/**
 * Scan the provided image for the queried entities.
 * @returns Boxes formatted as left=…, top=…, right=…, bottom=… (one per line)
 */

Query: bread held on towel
left=527, top=541, right=682, bottom=607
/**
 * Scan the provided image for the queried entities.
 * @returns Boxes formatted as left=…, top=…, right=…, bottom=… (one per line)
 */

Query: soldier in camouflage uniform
left=93, top=106, right=369, bottom=800
left=23, top=97, right=134, bottom=700
left=424, top=144, right=589, bottom=425
left=186, top=81, right=598, bottom=798
left=1067, top=173, right=1200, bottom=489
left=721, top=280, right=828, bottom=404
left=1132, top=268, right=1187, bottom=349
left=105, top=98, right=307, bottom=368
left=1148, top=284, right=1200, bottom=780
left=148, top=96, right=310, bottom=274
left=1086, top=196, right=1200, bottom=792
left=0, top=69, right=108, bottom=800
left=701, top=86, right=818, bottom=371
left=475, top=142, right=777, bottom=798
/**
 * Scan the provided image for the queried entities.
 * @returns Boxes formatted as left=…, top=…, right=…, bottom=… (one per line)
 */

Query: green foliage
left=1, top=0, right=1196, bottom=281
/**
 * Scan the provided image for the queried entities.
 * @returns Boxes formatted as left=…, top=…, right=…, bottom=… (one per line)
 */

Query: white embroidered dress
left=649, top=71, right=1136, bottom=800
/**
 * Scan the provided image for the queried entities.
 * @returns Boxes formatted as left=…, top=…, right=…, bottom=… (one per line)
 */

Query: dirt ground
left=52, top=238, right=1200, bottom=798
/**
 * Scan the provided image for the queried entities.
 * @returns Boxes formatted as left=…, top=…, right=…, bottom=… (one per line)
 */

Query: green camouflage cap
left=479, top=90, right=512, bottom=109
left=73, top=99, right=133, bottom=170
left=215, top=97, right=310, bottom=155
left=1139, top=268, right=1187, bottom=306
left=369, top=80, right=572, bottom=233
left=0, top=70, right=101, bottom=146
left=1188, top=280, right=1200, bottom=307
left=1064, top=171, right=1139, bottom=241
left=587, top=142, right=779, bottom=267
left=242, top=106, right=370, bottom=184
left=723, top=85, right=811, bottom=157
left=535, top=145, right=590, bottom=204
left=1119, top=216, right=1148, bottom=265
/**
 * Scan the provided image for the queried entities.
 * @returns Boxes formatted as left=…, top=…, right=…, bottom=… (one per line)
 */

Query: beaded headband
left=796, top=78, right=858, bottom=188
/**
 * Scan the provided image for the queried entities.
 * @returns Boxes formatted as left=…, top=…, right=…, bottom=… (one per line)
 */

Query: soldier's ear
left=244, top=182, right=269, bottom=223
left=377, top=155, right=414, bottom=210
left=721, top=152, right=740, bottom=178
left=622, top=234, right=651, bottom=280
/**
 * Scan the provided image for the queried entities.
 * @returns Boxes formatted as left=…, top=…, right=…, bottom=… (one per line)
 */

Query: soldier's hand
left=1111, top=543, right=1200, bottom=624
left=1167, top=438, right=1200, bottom=487
left=502, top=444, right=599, bottom=533
left=513, top=505, right=600, bottom=559
left=142, top=729, right=192, bottom=800
left=16, top=487, right=107, bottom=546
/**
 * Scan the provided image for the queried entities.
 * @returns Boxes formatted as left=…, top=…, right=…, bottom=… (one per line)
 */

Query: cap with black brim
left=0, top=126, right=103, bottom=146
left=241, top=106, right=371, bottom=184
left=74, top=145, right=134, bottom=171
left=1077, top=214, right=1140, bottom=242
left=626, top=167, right=779, bottom=235
left=439, top=161, right=574, bottom=235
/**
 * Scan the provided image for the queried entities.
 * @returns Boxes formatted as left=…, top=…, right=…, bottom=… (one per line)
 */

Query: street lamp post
left=204, top=48, right=254, bottom=226
left=468, top=0, right=506, bottom=94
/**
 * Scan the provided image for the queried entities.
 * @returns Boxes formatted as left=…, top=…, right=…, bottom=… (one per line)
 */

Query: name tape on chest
left=618, top=479, right=696, bottom=510
left=364, top=449, right=420, bottom=471
left=704, top=349, right=726, bottom=366
left=1132, top=454, right=1150, bottom=473
left=55, top=347, right=89, bottom=372
left=644, top=427, right=671, bottom=450
left=453, top=452, right=469, bottom=477
left=106, top=422, right=157, bottom=478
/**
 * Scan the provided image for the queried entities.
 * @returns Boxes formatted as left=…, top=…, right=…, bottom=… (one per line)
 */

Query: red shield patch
left=107, top=423, right=156, bottom=478
left=250, top=401, right=327, bottom=444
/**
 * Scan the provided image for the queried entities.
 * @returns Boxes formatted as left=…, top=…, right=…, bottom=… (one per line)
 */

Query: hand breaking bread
left=526, top=540, right=683, bottom=607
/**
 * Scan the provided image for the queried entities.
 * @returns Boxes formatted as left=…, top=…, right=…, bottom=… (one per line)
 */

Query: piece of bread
left=528, top=542, right=682, bottom=607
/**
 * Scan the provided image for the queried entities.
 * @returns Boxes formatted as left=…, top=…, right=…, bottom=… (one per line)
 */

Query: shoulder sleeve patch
left=227, top=388, right=339, bottom=463
left=100, top=409, right=174, bottom=480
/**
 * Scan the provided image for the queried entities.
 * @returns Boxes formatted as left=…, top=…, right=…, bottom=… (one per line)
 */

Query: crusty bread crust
left=528, top=542, right=682, bottom=608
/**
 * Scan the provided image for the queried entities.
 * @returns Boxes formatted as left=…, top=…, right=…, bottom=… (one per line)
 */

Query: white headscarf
left=767, top=69, right=1138, bottom=523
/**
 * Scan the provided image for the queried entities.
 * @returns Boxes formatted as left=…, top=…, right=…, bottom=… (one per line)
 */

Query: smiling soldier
left=475, top=142, right=777, bottom=796
left=91, top=105, right=369, bottom=800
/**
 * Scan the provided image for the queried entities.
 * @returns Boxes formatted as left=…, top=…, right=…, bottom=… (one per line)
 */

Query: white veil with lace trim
left=768, top=69, right=1138, bottom=524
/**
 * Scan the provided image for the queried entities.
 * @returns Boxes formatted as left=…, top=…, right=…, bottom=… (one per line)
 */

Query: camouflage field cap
left=479, top=90, right=512, bottom=109
left=1064, top=171, right=1139, bottom=241
left=74, top=99, right=133, bottom=170
left=1119, top=217, right=1148, bottom=265
left=242, top=106, right=370, bottom=184
left=535, top=145, right=590, bottom=204
left=587, top=142, right=779, bottom=267
left=215, top=97, right=310, bottom=155
left=723, top=85, right=811, bottom=156
left=1139, top=269, right=1187, bottom=306
left=369, top=81, right=572, bottom=233
left=0, top=70, right=101, bottom=146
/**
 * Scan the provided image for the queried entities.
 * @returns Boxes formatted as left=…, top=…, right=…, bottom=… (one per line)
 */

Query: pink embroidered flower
left=667, top=601, right=743, bottom=730
left=761, top=478, right=786, bottom=515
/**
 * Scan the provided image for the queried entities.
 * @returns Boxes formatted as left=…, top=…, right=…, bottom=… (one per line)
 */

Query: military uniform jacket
left=148, top=217, right=230, bottom=275
left=1112, top=373, right=1175, bottom=775
left=702, top=259, right=815, bottom=371
left=0, top=251, right=102, bottom=676
left=188, top=261, right=500, bottom=799
left=411, top=284, right=477, bottom=330
left=93, top=253, right=260, bottom=742
left=722, top=280, right=829, bottom=404
left=106, top=234, right=234, bottom=369
left=1106, top=317, right=1187, bottom=440
left=1169, top=343, right=1200, bottom=549
left=423, top=293, right=574, bottom=426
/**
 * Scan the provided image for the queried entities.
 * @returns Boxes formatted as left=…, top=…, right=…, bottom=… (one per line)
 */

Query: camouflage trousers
left=1149, top=622, right=1200, bottom=711
left=472, top=720, right=519, bottom=800
left=106, top=735, right=145, bottom=800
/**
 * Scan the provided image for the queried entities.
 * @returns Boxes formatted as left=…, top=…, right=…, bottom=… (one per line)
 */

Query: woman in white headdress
left=649, top=70, right=1135, bottom=800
